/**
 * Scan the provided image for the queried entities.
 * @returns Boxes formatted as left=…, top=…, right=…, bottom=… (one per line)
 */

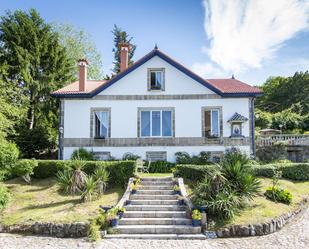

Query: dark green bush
left=33, top=160, right=135, bottom=187
left=0, top=141, right=19, bottom=171
left=175, top=151, right=212, bottom=165
left=12, top=159, right=38, bottom=178
left=253, top=163, right=309, bottom=181
left=0, top=185, right=10, bottom=210
left=256, top=143, right=287, bottom=163
left=122, top=153, right=140, bottom=160
left=148, top=161, right=175, bottom=173
left=71, top=148, right=95, bottom=161
left=174, top=164, right=215, bottom=182
left=264, top=187, right=292, bottom=204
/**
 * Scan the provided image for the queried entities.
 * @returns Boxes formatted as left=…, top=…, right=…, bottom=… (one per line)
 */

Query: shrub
left=174, top=164, right=215, bottom=182
left=56, top=170, right=72, bottom=194
left=12, top=159, right=38, bottom=183
left=71, top=148, right=95, bottom=161
left=148, top=161, right=175, bottom=173
left=264, top=187, right=292, bottom=204
left=175, top=151, right=212, bottom=165
left=0, top=141, right=19, bottom=171
left=94, top=165, right=109, bottom=194
left=81, top=176, right=98, bottom=202
left=70, top=159, right=87, bottom=194
left=256, top=142, right=287, bottom=163
left=253, top=163, right=309, bottom=181
left=0, top=185, right=10, bottom=210
left=88, top=220, right=101, bottom=242
left=122, top=153, right=140, bottom=160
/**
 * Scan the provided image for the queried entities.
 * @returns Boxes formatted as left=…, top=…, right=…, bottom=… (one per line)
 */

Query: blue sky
left=1, top=0, right=308, bottom=85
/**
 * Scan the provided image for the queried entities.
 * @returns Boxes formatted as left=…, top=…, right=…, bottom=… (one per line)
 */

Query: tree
left=53, top=23, right=103, bottom=80
left=111, top=25, right=136, bottom=73
left=0, top=9, right=75, bottom=157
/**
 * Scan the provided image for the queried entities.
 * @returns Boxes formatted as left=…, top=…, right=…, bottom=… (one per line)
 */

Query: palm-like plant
left=56, top=170, right=73, bottom=194
left=70, top=157, right=87, bottom=194
left=94, top=165, right=110, bottom=195
left=81, top=176, right=98, bottom=202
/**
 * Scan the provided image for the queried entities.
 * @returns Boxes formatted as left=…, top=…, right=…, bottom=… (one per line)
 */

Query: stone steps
left=130, top=194, right=178, bottom=200
left=139, top=185, right=174, bottom=190
left=124, top=211, right=187, bottom=218
left=130, top=199, right=179, bottom=205
left=114, top=225, right=201, bottom=234
left=136, top=190, right=175, bottom=195
left=119, top=218, right=192, bottom=225
left=125, top=205, right=185, bottom=211
left=105, top=234, right=206, bottom=240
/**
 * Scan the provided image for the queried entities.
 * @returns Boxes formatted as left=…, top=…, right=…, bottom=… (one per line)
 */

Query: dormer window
left=148, top=68, right=165, bottom=91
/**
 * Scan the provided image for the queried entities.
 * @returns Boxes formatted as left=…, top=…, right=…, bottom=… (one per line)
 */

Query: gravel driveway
left=1, top=207, right=308, bottom=249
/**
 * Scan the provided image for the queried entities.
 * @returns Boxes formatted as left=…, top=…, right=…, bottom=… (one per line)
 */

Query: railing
left=256, top=134, right=309, bottom=146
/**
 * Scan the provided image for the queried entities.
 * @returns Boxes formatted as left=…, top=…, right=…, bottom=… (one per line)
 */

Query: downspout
left=58, top=99, right=64, bottom=160
left=251, top=97, right=256, bottom=158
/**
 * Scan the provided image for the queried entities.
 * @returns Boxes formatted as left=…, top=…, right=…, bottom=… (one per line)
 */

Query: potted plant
left=133, top=177, right=141, bottom=185
left=191, top=209, right=202, bottom=227
left=107, top=208, right=119, bottom=227
left=178, top=196, right=185, bottom=206
left=117, top=207, right=126, bottom=219
left=130, top=183, right=138, bottom=194
left=173, top=185, right=180, bottom=195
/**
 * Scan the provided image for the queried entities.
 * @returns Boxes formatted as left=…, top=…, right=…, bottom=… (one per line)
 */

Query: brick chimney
left=119, top=43, right=130, bottom=72
left=78, top=59, right=88, bottom=91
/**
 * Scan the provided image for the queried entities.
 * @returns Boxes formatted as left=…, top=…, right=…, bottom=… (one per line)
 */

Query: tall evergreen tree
left=0, top=9, right=75, bottom=157
left=111, top=25, right=136, bottom=73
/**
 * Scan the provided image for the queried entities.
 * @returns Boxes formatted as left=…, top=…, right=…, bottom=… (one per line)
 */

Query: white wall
left=63, top=97, right=250, bottom=139
left=100, top=56, right=215, bottom=95
left=63, top=146, right=251, bottom=162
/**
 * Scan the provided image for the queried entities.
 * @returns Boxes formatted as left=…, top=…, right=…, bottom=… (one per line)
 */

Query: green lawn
left=184, top=177, right=309, bottom=226
left=0, top=177, right=123, bottom=225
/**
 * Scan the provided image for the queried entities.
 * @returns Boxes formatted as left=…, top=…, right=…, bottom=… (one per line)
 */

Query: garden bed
left=0, top=177, right=123, bottom=226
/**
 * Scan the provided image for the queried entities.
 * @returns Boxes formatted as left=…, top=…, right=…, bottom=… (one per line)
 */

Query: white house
left=51, top=45, right=262, bottom=162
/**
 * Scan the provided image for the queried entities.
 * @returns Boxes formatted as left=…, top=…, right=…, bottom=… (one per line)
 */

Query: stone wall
left=0, top=222, right=89, bottom=238
left=214, top=196, right=309, bottom=238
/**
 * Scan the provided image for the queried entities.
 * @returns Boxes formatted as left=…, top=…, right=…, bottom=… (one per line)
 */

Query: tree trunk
left=28, top=107, right=35, bottom=130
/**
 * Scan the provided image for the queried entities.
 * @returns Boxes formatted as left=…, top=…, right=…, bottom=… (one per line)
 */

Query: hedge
left=174, top=164, right=216, bottom=182
left=33, top=160, right=136, bottom=187
left=148, top=161, right=176, bottom=173
left=253, top=163, right=309, bottom=181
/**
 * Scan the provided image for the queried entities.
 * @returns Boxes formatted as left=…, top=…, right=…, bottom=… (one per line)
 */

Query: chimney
left=119, top=43, right=130, bottom=72
left=78, top=59, right=89, bottom=91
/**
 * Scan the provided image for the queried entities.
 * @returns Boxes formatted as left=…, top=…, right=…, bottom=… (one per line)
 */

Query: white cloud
left=192, top=62, right=226, bottom=78
left=201, top=0, right=309, bottom=73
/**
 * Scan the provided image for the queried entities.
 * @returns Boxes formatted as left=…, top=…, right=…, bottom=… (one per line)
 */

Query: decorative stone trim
left=63, top=137, right=250, bottom=147
left=147, top=68, right=165, bottom=91
left=116, top=177, right=134, bottom=208
left=137, top=107, right=175, bottom=138
left=90, top=94, right=221, bottom=100
left=201, top=106, right=223, bottom=138
left=178, top=178, right=193, bottom=210
left=89, top=107, right=111, bottom=138
left=0, top=222, right=89, bottom=238
left=213, top=195, right=309, bottom=238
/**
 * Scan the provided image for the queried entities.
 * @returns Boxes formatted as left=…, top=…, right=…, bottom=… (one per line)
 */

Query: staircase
left=106, top=176, right=205, bottom=239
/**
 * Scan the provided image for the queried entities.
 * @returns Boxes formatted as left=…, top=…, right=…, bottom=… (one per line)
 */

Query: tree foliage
left=111, top=25, right=136, bottom=73
left=53, top=23, right=103, bottom=80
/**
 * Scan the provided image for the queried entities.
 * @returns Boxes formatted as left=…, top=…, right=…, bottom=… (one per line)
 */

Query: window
left=148, top=68, right=165, bottom=91
left=94, top=111, right=109, bottom=138
left=203, top=109, right=220, bottom=137
left=140, top=110, right=172, bottom=137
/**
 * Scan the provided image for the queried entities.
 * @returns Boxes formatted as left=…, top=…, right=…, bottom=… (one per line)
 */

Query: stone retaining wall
left=0, top=222, right=89, bottom=238
left=215, top=196, right=309, bottom=238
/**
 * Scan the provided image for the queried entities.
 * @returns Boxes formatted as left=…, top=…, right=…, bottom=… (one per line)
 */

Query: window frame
left=202, top=107, right=222, bottom=138
left=147, top=68, right=165, bottom=91
left=90, top=108, right=111, bottom=139
left=138, top=108, right=174, bottom=138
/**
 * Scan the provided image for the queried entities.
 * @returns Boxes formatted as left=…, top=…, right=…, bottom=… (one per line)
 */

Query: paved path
left=1, top=208, right=308, bottom=249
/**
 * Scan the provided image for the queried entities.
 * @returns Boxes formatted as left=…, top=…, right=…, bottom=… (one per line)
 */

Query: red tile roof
left=52, top=80, right=107, bottom=95
left=206, top=78, right=262, bottom=94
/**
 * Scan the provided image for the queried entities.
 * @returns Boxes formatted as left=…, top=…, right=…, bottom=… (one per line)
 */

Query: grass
left=184, top=177, right=309, bottom=227
left=0, top=177, right=123, bottom=226
left=139, top=173, right=173, bottom=177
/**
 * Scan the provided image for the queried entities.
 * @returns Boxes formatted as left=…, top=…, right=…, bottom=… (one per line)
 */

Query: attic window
left=148, top=68, right=165, bottom=91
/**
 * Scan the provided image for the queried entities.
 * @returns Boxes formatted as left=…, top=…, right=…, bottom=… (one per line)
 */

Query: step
left=141, top=182, right=174, bottom=186
left=124, top=211, right=187, bottom=218
left=119, top=218, right=192, bottom=225
left=130, top=195, right=178, bottom=200
left=114, top=225, right=201, bottom=234
left=136, top=190, right=174, bottom=195
left=130, top=200, right=178, bottom=205
left=105, top=234, right=206, bottom=240
left=125, top=205, right=185, bottom=211
left=139, top=185, right=174, bottom=190
left=140, top=177, right=173, bottom=182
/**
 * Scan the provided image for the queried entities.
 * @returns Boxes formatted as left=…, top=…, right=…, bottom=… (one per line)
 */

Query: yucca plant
left=70, top=157, right=87, bottom=194
left=94, top=165, right=110, bottom=195
left=56, top=170, right=73, bottom=194
left=81, top=176, right=98, bottom=202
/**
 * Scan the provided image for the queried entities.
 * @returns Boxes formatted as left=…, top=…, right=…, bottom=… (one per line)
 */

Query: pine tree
left=111, top=25, right=136, bottom=73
